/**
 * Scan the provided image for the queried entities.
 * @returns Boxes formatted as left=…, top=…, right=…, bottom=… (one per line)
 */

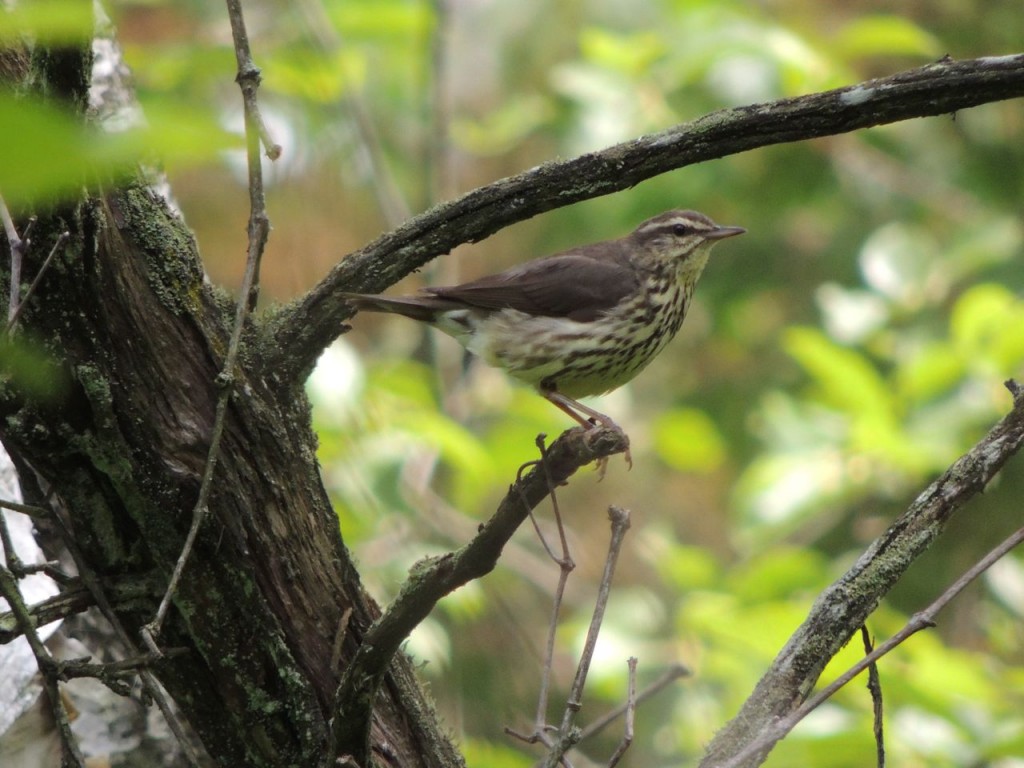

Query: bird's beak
left=706, top=225, right=746, bottom=240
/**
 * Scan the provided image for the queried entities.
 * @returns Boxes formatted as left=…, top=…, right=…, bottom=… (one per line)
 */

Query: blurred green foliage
left=8, top=0, right=1023, bottom=765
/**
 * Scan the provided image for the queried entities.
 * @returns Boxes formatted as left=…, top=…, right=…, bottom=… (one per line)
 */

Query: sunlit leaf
left=0, top=93, right=240, bottom=205
left=648, top=538, right=721, bottom=591
left=951, top=284, right=1024, bottom=372
left=783, top=326, right=891, bottom=419
left=265, top=48, right=359, bottom=103
left=653, top=407, right=727, bottom=473
left=579, top=27, right=666, bottom=76
left=327, top=0, right=434, bottom=39
left=0, top=0, right=93, bottom=44
left=895, top=340, right=965, bottom=402
left=727, top=547, right=828, bottom=602
left=452, top=95, right=553, bottom=155
left=123, top=44, right=235, bottom=94
left=833, top=15, right=941, bottom=59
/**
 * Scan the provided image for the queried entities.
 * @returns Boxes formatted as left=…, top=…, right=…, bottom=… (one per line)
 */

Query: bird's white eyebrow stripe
left=635, top=213, right=712, bottom=235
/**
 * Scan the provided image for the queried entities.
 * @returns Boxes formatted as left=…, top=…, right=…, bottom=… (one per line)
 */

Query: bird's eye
left=672, top=223, right=689, bottom=236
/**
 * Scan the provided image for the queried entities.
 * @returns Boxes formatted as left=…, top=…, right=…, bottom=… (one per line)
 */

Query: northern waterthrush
left=343, top=209, right=744, bottom=439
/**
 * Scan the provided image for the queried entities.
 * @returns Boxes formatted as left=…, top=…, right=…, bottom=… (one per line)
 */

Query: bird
left=342, top=209, right=744, bottom=454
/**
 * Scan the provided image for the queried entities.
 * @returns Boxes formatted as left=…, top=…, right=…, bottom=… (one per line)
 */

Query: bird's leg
left=543, top=391, right=633, bottom=474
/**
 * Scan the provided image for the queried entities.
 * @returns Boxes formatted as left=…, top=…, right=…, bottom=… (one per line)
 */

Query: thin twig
left=1, top=194, right=25, bottom=325
left=5, top=231, right=69, bottom=335
left=577, top=663, right=691, bottom=742
left=720, top=523, right=1024, bottom=768
left=0, top=497, right=50, bottom=518
left=43, top=493, right=204, bottom=767
left=0, top=578, right=148, bottom=644
left=142, top=0, right=272, bottom=647
left=605, top=657, right=638, bottom=768
left=525, top=434, right=576, bottom=736
left=0, top=508, right=23, bottom=572
left=541, top=506, right=632, bottom=768
left=0, top=548, right=85, bottom=766
left=861, top=627, right=885, bottom=768
left=519, top=436, right=566, bottom=564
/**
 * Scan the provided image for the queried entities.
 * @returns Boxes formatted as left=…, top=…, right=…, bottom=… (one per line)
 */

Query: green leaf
left=0, top=94, right=106, bottom=205
left=783, top=326, right=891, bottom=418
left=579, top=27, right=667, bottom=76
left=727, top=547, right=828, bottom=602
left=951, top=284, right=1024, bottom=373
left=833, top=15, right=941, bottom=59
left=326, top=0, right=434, bottom=40
left=653, top=407, right=727, bottom=473
left=896, top=340, right=965, bottom=403
left=0, top=93, right=240, bottom=206
left=0, top=0, right=93, bottom=44
left=265, top=48, right=358, bottom=103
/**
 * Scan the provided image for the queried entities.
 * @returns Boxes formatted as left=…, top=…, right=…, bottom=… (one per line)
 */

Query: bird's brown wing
left=427, top=247, right=637, bottom=322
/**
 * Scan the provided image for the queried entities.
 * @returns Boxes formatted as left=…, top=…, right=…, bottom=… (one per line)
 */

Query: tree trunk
left=0, top=48, right=460, bottom=767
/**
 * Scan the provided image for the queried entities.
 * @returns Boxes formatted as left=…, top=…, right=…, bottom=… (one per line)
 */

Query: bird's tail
left=341, top=292, right=454, bottom=323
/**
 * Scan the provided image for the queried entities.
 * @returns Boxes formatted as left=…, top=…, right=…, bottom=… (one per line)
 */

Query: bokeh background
left=101, top=1, right=1024, bottom=765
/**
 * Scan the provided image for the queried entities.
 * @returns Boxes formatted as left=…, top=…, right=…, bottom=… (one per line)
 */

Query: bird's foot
left=543, top=391, right=631, bottom=477
left=580, top=422, right=631, bottom=480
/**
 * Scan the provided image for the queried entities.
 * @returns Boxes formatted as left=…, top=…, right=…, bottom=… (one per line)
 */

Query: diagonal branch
left=327, top=425, right=630, bottom=767
left=720, top=523, right=1024, bottom=768
left=699, top=380, right=1024, bottom=768
left=265, top=53, right=1024, bottom=382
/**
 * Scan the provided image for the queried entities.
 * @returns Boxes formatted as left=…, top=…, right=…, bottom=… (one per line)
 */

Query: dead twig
left=142, top=0, right=273, bottom=649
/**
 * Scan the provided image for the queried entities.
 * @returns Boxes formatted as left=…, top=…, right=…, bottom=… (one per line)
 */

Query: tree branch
left=327, top=425, right=630, bottom=766
left=699, top=380, right=1024, bottom=768
left=720, top=523, right=1024, bottom=768
left=265, top=53, right=1024, bottom=382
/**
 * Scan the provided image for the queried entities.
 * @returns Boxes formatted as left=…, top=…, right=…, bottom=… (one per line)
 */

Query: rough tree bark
left=1, top=39, right=463, bottom=768
left=2, top=16, right=1024, bottom=768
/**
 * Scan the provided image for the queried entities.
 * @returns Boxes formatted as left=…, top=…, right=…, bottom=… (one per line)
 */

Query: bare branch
left=1, top=195, right=26, bottom=325
left=328, top=425, right=629, bottom=767
left=0, top=557, right=85, bottom=766
left=0, top=497, right=50, bottom=519
left=5, top=231, right=69, bottom=336
left=266, top=53, right=1024, bottom=382
left=861, top=628, right=885, bottom=768
left=0, top=578, right=148, bottom=645
left=701, top=380, right=1024, bottom=768
left=577, top=663, right=691, bottom=742
left=540, top=506, right=632, bottom=768
left=605, top=657, right=638, bottom=768
left=524, top=437, right=575, bottom=735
